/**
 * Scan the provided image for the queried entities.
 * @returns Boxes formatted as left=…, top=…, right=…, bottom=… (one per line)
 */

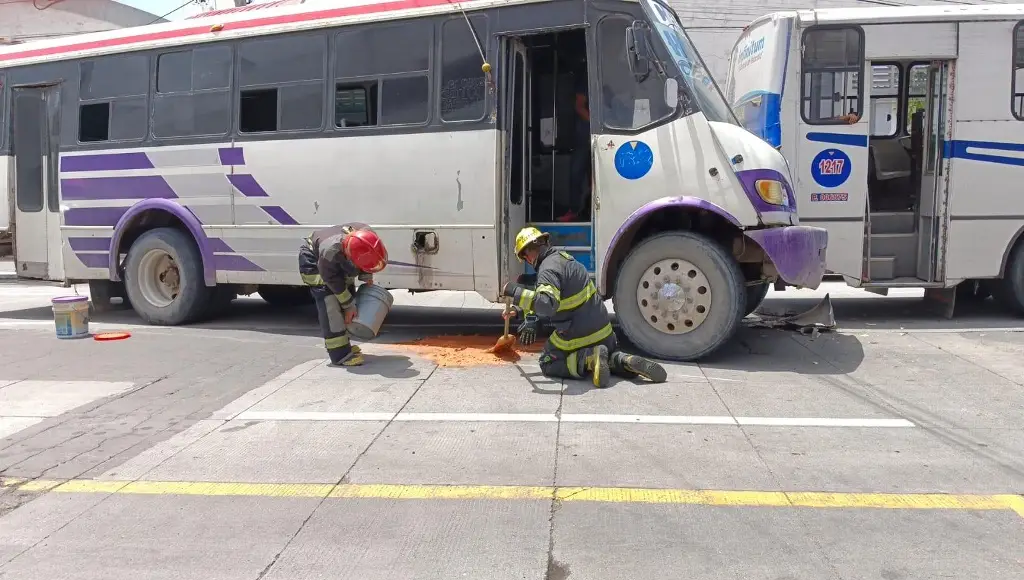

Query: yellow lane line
left=2, top=478, right=1021, bottom=517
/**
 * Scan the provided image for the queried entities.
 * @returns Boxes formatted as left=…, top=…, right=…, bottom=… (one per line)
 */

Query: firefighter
left=298, top=223, right=388, bottom=367
left=501, top=226, right=667, bottom=388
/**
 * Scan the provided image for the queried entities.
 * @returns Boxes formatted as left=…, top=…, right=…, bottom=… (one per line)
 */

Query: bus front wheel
left=613, top=231, right=745, bottom=361
left=123, top=227, right=211, bottom=326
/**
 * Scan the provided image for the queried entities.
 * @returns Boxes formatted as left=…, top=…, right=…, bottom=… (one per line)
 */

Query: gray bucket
left=348, top=284, right=395, bottom=340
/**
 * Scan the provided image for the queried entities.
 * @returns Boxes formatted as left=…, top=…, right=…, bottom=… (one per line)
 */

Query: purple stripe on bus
left=213, top=254, right=264, bottom=272
left=61, top=176, right=177, bottom=200
left=76, top=253, right=110, bottom=269
left=260, top=205, right=298, bottom=225
left=208, top=238, right=233, bottom=253
left=61, top=152, right=154, bottom=172
left=218, top=148, right=245, bottom=166
left=64, top=206, right=131, bottom=227
left=227, top=174, right=269, bottom=197
left=68, top=237, right=111, bottom=252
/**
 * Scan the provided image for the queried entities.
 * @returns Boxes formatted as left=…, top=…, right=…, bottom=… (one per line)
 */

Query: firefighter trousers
left=299, top=246, right=356, bottom=365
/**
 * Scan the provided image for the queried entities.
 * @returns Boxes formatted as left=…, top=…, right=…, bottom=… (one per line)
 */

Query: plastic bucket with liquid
left=52, top=296, right=91, bottom=339
left=347, top=284, right=394, bottom=340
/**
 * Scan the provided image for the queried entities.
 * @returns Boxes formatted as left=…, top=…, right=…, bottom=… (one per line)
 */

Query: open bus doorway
left=500, top=28, right=595, bottom=283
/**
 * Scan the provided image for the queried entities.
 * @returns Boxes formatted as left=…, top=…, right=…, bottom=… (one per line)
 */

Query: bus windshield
left=641, top=0, right=738, bottom=125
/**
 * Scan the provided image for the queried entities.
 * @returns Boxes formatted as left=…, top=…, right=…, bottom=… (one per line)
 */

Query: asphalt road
left=0, top=279, right=1022, bottom=580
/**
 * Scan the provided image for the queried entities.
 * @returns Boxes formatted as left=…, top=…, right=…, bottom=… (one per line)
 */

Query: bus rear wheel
left=123, top=227, right=210, bottom=326
left=994, top=242, right=1024, bottom=315
left=613, top=231, right=745, bottom=361
left=258, top=285, right=313, bottom=307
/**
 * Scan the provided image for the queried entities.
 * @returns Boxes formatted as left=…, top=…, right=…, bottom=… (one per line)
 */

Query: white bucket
left=348, top=284, right=394, bottom=341
left=52, top=296, right=91, bottom=339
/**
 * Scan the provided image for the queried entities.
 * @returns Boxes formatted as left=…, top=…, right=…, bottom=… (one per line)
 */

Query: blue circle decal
left=614, top=141, right=654, bottom=180
left=810, top=148, right=852, bottom=188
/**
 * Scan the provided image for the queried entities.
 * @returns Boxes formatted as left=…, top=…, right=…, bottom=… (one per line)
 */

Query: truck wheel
left=994, top=243, right=1024, bottom=315
left=123, top=227, right=211, bottom=325
left=613, top=231, right=745, bottom=361
left=258, top=285, right=313, bottom=307
left=744, top=282, right=770, bottom=316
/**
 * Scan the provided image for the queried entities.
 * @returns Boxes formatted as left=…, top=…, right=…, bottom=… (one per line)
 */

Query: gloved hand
left=500, top=281, right=524, bottom=298
left=344, top=308, right=358, bottom=325
left=517, top=314, right=539, bottom=345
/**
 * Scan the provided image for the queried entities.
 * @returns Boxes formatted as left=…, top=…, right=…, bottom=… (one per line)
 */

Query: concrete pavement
left=0, top=278, right=1022, bottom=579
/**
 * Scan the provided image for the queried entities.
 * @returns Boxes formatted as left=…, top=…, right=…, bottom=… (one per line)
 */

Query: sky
left=115, top=0, right=209, bottom=21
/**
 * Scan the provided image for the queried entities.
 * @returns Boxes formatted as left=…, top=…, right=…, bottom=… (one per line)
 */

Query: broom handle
left=503, top=298, right=511, bottom=335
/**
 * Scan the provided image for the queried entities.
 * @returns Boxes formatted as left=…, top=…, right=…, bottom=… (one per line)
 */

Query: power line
left=147, top=0, right=196, bottom=25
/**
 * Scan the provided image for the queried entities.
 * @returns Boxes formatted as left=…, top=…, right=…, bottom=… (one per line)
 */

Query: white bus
left=726, top=5, right=1024, bottom=315
left=0, top=0, right=827, bottom=360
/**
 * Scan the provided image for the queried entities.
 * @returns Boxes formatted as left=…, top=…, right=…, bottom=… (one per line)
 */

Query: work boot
left=329, top=351, right=364, bottom=367
left=584, top=345, right=611, bottom=388
left=610, top=352, right=667, bottom=383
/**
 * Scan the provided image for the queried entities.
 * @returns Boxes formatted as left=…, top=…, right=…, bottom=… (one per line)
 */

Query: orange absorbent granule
left=387, top=334, right=544, bottom=367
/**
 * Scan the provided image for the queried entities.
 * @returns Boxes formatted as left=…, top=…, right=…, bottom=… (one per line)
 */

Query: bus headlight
left=754, top=179, right=787, bottom=206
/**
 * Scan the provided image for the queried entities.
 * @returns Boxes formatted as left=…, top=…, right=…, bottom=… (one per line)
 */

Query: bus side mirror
left=664, top=77, right=678, bottom=110
left=626, top=21, right=651, bottom=82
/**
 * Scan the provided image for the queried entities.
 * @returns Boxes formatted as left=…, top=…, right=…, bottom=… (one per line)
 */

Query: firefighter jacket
left=300, top=223, right=373, bottom=311
left=509, top=247, right=613, bottom=352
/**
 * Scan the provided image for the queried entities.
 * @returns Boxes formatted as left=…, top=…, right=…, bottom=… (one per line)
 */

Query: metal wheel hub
left=636, top=258, right=712, bottom=334
left=138, top=249, right=180, bottom=309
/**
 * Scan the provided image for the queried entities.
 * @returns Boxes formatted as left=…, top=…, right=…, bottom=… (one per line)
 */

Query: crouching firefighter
left=298, top=223, right=388, bottom=367
left=501, top=227, right=667, bottom=388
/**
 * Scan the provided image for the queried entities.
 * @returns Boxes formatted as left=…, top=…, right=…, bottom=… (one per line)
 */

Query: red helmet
left=342, top=228, right=388, bottom=273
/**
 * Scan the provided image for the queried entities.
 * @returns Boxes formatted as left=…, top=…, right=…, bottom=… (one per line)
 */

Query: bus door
left=499, top=38, right=530, bottom=285
left=915, top=60, right=954, bottom=283
left=11, top=83, right=63, bottom=281
left=795, top=26, right=871, bottom=282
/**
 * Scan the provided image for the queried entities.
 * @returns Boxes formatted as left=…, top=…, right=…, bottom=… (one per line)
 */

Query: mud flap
left=923, top=287, right=956, bottom=320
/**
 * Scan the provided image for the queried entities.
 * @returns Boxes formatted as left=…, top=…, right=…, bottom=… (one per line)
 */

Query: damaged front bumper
left=744, top=226, right=828, bottom=290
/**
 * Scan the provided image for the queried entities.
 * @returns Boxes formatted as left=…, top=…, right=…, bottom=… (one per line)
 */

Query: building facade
left=0, top=0, right=165, bottom=45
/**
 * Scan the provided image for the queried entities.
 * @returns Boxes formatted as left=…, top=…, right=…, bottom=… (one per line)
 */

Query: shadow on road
left=3, top=290, right=1019, bottom=377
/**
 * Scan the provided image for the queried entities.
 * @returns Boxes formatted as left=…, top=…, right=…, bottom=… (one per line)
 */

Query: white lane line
left=237, top=411, right=395, bottom=422
left=232, top=410, right=915, bottom=428
left=562, top=414, right=736, bottom=425
left=734, top=417, right=914, bottom=427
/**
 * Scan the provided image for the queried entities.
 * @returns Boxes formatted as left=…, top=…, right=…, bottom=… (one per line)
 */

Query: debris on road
left=390, top=334, right=543, bottom=367
left=746, top=293, right=837, bottom=337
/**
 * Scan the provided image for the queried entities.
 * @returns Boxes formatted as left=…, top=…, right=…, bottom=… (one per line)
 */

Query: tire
left=203, top=285, right=237, bottom=319
left=994, top=243, right=1024, bottom=316
left=258, top=285, right=313, bottom=307
left=744, top=282, right=770, bottom=317
left=613, top=231, right=745, bottom=361
left=123, top=227, right=211, bottom=326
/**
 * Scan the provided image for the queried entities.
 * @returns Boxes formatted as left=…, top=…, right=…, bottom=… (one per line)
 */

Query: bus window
left=869, top=64, right=899, bottom=137
left=153, top=46, right=232, bottom=139
left=801, top=27, right=863, bottom=124
left=596, top=14, right=674, bottom=130
left=335, top=19, right=431, bottom=128
left=440, top=15, right=488, bottom=122
left=237, top=33, right=327, bottom=133
left=77, top=54, right=148, bottom=143
left=906, top=63, right=929, bottom=134
left=1013, top=21, right=1023, bottom=120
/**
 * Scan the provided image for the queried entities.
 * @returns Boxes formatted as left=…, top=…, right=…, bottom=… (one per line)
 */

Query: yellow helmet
left=514, top=226, right=549, bottom=260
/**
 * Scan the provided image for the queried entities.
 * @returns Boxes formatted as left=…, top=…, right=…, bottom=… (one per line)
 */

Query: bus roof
left=0, top=0, right=526, bottom=69
left=745, top=4, right=1024, bottom=31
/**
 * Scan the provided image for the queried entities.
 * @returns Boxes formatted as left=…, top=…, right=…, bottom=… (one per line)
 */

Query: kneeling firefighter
left=298, top=223, right=388, bottom=367
left=501, top=227, right=667, bottom=387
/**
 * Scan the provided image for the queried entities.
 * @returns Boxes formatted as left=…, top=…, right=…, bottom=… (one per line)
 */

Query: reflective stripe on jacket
left=511, top=247, right=612, bottom=352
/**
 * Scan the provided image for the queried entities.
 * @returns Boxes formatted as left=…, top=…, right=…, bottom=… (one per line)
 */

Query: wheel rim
left=137, top=249, right=181, bottom=308
left=636, top=258, right=712, bottom=334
